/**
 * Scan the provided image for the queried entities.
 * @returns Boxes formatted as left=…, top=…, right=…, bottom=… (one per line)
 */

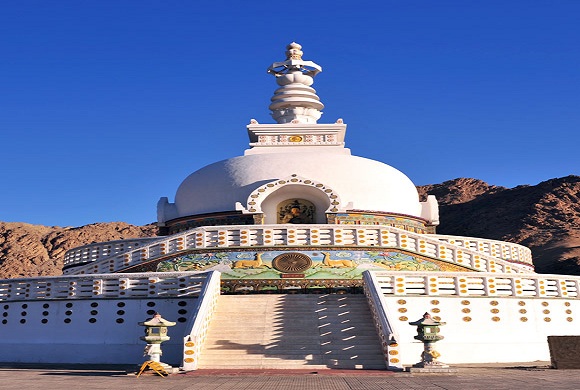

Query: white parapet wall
left=0, top=271, right=217, bottom=366
left=364, top=270, right=580, bottom=365
left=181, top=271, right=221, bottom=370
left=363, top=272, right=403, bottom=370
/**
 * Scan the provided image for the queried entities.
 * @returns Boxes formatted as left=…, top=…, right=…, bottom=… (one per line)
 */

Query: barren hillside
left=418, top=176, right=580, bottom=275
left=0, top=222, right=157, bottom=279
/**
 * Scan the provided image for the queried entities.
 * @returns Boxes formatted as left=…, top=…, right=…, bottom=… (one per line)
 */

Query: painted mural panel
left=156, top=249, right=469, bottom=280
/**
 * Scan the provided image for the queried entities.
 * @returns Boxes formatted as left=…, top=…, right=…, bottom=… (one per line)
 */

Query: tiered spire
left=267, top=43, right=324, bottom=124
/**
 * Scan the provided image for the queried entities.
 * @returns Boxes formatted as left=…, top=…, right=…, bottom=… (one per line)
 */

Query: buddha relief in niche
left=278, top=199, right=315, bottom=224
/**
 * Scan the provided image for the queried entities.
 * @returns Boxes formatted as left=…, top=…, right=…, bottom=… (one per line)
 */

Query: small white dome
left=172, top=152, right=421, bottom=219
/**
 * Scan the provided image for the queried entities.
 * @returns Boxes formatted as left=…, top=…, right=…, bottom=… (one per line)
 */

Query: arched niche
left=241, top=175, right=343, bottom=224
left=261, top=184, right=330, bottom=224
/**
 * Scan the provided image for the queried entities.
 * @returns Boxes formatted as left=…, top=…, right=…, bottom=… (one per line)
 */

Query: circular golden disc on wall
left=272, top=252, right=312, bottom=273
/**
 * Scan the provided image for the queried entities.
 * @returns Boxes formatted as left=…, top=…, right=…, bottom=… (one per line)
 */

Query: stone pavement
left=0, top=363, right=579, bottom=390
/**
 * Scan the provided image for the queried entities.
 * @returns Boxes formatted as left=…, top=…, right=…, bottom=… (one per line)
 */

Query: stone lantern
left=409, top=312, right=450, bottom=370
left=139, top=313, right=176, bottom=366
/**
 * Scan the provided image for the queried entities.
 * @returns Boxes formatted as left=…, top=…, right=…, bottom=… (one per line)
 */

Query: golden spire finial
left=285, top=42, right=303, bottom=60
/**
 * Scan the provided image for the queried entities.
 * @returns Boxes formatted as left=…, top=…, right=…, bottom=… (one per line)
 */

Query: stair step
left=202, top=346, right=383, bottom=352
left=204, top=337, right=382, bottom=344
left=200, top=362, right=388, bottom=370
left=199, top=294, right=386, bottom=370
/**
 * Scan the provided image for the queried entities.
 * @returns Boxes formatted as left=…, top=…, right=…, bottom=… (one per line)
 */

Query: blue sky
left=1, top=1, right=579, bottom=227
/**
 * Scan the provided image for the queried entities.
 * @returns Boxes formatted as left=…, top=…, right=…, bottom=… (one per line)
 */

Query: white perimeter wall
left=0, top=297, right=199, bottom=365
left=384, top=295, right=579, bottom=365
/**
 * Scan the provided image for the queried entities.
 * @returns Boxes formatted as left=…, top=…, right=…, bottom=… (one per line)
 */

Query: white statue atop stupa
left=267, top=42, right=324, bottom=124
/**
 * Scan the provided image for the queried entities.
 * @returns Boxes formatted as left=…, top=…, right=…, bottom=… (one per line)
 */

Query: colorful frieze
left=155, top=249, right=469, bottom=280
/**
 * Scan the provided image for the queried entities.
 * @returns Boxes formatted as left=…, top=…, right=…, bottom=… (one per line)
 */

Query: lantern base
left=407, top=364, right=457, bottom=374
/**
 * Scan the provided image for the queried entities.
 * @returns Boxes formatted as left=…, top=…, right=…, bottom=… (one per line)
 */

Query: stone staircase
left=198, top=294, right=387, bottom=370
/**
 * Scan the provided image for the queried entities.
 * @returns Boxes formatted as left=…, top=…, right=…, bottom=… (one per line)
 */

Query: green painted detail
left=155, top=249, right=469, bottom=280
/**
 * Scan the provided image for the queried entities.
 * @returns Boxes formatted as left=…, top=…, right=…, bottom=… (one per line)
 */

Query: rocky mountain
left=0, top=222, right=157, bottom=279
left=418, top=176, right=580, bottom=275
left=0, top=175, right=579, bottom=279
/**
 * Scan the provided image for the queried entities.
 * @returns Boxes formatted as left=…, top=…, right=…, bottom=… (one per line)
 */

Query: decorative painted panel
left=155, top=249, right=469, bottom=280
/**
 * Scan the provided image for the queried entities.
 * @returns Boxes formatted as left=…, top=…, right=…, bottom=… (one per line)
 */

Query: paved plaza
left=0, top=363, right=578, bottom=390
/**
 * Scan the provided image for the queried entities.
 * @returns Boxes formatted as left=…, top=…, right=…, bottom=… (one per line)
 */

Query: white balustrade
left=63, top=238, right=159, bottom=267
left=63, top=225, right=535, bottom=276
left=362, top=272, right=403, bottom=370
left=426, top=234, right=532, bottom=265
left=366, top=271, right=580, bottom=299
left=0, top=272, right=210, bottom=302
left=181, top=271, right=221, bottom=370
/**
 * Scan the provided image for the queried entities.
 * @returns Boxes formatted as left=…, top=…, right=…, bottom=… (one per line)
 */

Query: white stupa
left=1, top=43, right=578, bottom=372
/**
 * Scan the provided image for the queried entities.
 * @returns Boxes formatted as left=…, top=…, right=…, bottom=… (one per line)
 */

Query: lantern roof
left=409, top=312, right=446, bottom=326
left=140, top=312, right=176, bottom=327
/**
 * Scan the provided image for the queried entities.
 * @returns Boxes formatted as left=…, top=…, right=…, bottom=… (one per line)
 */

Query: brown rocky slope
left=418, top=176, right=580, bottom=275
left=0, top=222, right=157, bottom=279
left=0, top=175, right=578, bottom=279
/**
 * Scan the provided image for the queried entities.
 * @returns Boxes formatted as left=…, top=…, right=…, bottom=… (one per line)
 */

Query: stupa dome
left=171, top=152, right=421, bottom=221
